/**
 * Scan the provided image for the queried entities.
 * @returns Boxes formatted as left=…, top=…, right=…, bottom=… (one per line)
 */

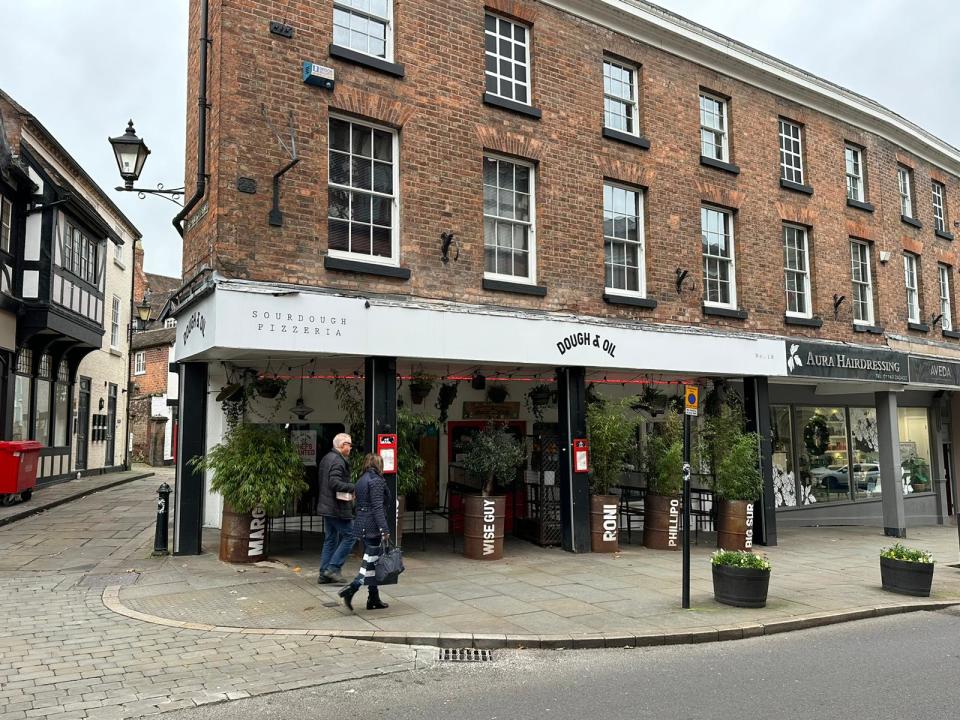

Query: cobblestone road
left=0, top=470, right=421, bottom=720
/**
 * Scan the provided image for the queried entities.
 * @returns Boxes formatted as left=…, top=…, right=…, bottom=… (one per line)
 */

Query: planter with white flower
left=880, top=543, right=934, bottom=597
left=711, top=549, right=771, bottom=608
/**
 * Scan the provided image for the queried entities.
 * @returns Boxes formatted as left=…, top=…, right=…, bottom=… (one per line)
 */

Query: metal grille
left=438, top=648, right=494, bottom=662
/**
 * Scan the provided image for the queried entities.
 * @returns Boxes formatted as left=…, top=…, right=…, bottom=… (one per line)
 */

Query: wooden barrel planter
left=590, top=494, right=619, bottom=552
left=463, top=495, right=505, bottom=560
left=712, top=565, right=770, bottom=608
left=716, top=499, right=756, bottom=551
left=880, top=557, right=934, bottom=597
left=643, top=493, right=680, bottom=551
left=219, top=504, right=267, bottom=563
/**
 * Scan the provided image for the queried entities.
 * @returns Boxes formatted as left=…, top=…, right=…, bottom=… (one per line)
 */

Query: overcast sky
left=0, top=1, right=957, bottom=278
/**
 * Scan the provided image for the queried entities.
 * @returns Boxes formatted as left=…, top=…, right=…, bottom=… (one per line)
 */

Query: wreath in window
left=803, top=414, right=830, bottom=457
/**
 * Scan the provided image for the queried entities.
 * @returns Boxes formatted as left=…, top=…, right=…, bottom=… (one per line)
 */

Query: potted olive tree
left=708, top=406, right=763, bottom=551
left=396, top=407, right=439, bottom=547
left=880, top=543, right=935, bottom=596
left=460, top=424, right=525, bottom=560
left=190, top=423, right=307, bottom=563
left=711, top=549, right=771, bottom=608
left=586, top=398, right=637, bottom=552
left=642, top=410, right=683, bottom=550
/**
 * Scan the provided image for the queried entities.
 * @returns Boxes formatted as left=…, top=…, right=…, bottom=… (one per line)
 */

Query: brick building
left=0, top=88, right=136, bottom=486
left=168, top=0, right=960, bottom=554
left=129, top=249, right=179, bottom=466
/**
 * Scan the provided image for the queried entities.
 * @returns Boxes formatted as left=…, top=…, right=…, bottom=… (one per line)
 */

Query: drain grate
left=438, top=648, right=494, bottom=662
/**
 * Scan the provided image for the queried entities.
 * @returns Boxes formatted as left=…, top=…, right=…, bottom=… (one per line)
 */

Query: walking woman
left=338, top=453, right=391, bottom=612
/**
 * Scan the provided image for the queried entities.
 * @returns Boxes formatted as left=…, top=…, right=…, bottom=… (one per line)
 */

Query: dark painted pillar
left=744, top=376, right=776, bottom=546
left=556, top=367, right=590, bottom=553
left=173, top=362, right=206, bottom=555
left=364, top=356, right=397, bottom=538
left=876, top=391, right=906, bottom=538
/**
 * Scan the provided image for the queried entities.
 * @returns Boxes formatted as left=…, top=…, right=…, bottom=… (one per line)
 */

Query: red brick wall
left=182, top=0, right=960, bottom=347
left=132, top=344, right=171, bottom=396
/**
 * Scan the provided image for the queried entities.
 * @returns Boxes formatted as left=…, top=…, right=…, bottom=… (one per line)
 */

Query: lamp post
left=108, top=120, right=184, bottom=205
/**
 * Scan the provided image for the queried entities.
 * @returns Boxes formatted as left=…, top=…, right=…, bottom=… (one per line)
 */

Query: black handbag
left=374, top=541, right=405, bottom=585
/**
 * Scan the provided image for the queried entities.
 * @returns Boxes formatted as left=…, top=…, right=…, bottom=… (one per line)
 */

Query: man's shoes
left=317, top=571, right=332, bottom=584
left=338, top=585, right=357, bottom=612
left=322, top=569, right=345, bottom=583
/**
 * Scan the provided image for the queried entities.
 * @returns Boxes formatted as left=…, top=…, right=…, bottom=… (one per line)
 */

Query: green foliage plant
left=397, top=407, right=439, bottom=495
left=715, top=430, right=763, bottom=502
left=902, top=456, right=931, bottom=487
left=881, top=542, right=933, bottom=564
left=711, top=549, right=771, bottom=570
left=461, top=423, right=526, bottom=496
left=190, top=423, right=307, bottom=516
left=587, top=397, right=639, bottom=495
left=644, top=410, right=683, bottom=496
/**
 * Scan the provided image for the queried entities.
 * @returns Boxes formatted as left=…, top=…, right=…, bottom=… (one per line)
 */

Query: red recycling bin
left=0, top=440, right=44, bottom=498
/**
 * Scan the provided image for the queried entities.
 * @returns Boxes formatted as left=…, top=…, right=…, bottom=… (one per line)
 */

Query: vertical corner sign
left=684, top=385, right=699, bottom=417
left=376, top=433, right=397, bottom=474
left=573, top=439, right=589, bottom=473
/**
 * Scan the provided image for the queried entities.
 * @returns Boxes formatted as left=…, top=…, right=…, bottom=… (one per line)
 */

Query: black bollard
left=153, top=482, right=172, bottom=556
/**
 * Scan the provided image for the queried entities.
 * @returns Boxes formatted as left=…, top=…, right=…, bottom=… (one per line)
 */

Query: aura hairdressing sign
left=785, top=340, right=908, bottom=383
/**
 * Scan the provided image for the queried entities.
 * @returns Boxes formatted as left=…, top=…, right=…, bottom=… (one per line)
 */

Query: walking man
left=317, top=432, right=357, bottom=583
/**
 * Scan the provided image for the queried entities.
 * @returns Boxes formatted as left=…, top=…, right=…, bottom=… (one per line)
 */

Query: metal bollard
left=152, top=482, right=172, bottom=556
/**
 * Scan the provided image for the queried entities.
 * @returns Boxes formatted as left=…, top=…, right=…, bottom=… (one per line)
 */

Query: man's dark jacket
left=317, top=449, right=355, bottom=519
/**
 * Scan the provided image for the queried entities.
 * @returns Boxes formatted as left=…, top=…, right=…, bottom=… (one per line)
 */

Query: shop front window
left=796, top=407, right=849, bottom=504
left=771, top=405, right=804, bottom=507
left=12, top=374, right=31, bottom=441
left=899, top=408, right=932, bottom=494
left=849, top=408, right=881, bottom=500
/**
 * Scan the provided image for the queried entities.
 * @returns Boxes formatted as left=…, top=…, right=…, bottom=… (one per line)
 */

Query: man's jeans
left=320, top=516, right=356, bottom=574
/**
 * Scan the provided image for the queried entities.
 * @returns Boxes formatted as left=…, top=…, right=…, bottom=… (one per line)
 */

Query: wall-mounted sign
left=784, top=340, right=908, bottom=383
left=377, top=433, right=397, bottom=474
left=908, top=356, right=960, bottom=387
left=462, top=401, right=520, bottom=420
left=573, top=439, right=589, bottom=473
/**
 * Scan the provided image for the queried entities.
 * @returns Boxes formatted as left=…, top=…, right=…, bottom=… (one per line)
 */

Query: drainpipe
left=172, top=0, right=210, bottom=239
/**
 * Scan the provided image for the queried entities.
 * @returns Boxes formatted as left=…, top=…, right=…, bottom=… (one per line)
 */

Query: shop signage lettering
left=248, top=506, right=266, bottom=556
left=784, top=341, right=908, bottom=383
left=602, top=504, right=617, bottom=542
left=482, top=499, right=496, bottom=556
left=251, top=310, right=346, bottom=337
left=668, top=498, right=679, bottom=547
left=182, top=312, right=206, bottom=345
left=908, top=356, right=960, bottom=387
left=555, top=331, right=616, bottom=358
left=744, top=503, right=754, bottom=549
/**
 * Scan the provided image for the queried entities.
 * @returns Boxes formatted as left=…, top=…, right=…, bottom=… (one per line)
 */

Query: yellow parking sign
left=684, top=385, right=699, bottom=416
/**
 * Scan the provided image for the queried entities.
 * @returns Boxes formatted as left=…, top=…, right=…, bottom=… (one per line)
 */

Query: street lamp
left=135, top=294, right=152, bottom=330
left=108, top=120, right=184, bottom=205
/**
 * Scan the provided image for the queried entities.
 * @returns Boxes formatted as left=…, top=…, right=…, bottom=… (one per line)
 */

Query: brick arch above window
left=594, top=157, right=655, bottom=189
left=776, top=201, right=817, bottom=227
left=475, top=127, right=544, bottom=161
left=845, top=218, right=877, bottom=242
left=485, top=0, right=538, bottom=24
left=695, top=180, right=743, bottom=209
left=327, top=89, right=417, bottom=129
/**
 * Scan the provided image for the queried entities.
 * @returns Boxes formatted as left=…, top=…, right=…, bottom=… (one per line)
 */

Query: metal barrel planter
left=219, top=504, right=267, bottom=563
left=463, top=495, right=505, bottom=560
left=880, top=557, right=934, bottom=597
left=643, top=493, right=680, bottom=551
left=712, top=564, right=770, bottom=608
left=590, top=494, right=620, bottom=552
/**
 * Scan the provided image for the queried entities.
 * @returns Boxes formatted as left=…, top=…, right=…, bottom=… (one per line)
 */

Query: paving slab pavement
left=0, top=470, right=426, bottom=720
left=105, top=486, right=960, bottom=650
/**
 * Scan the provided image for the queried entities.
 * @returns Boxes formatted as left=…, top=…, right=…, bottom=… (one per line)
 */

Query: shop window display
left=796, top=407, right=849, bottom=504
left=898, top=408, right=932, bottom=494
left=850, top=408, right=881, bottom=500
